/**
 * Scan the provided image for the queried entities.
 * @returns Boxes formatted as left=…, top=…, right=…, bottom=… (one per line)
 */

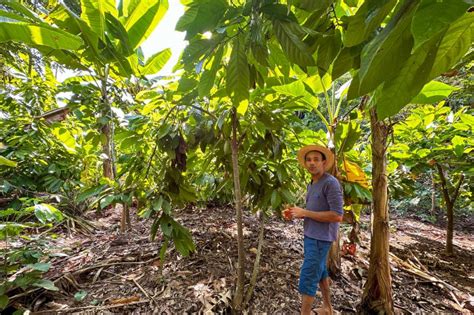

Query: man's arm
left=288, top=206, right=343, bottom=223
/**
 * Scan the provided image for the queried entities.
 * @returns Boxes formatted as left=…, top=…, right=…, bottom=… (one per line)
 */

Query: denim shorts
left=298, top=236, right=332, bottom=296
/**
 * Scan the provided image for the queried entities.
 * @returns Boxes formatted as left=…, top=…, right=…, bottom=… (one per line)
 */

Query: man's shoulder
left=323, top=173, right=339, bottom=184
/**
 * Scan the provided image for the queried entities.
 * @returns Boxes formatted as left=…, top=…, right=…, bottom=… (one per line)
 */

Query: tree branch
left=435, top=163, right=451, bottom=207
left=452, top=173, right=465, bottom=205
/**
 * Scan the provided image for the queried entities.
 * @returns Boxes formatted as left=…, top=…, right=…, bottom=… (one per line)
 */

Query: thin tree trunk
left=359, top=108, right=393, bottom=314
left=244, top=212, right=265, bottom=307
left=100, top=65, right=114, bottom=180
left=120, top=203, right=130, bottom=233
left=435, top=164, right=464, bottom=255
left=431, top=171, right=436, bottom=216
left=327, top=126, right=341, bottom=277
left=231, top=108, right=245, bottom=312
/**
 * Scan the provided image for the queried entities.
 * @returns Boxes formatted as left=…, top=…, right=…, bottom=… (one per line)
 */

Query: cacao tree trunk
left=431, top=171, right=436, bottom=216
left=100, top=65, right=115, bottom=180
left=435, top=164, right=464, bottom=255
left=359, top=108, right=394, bottom=314
left=231, top=108, right=245, bottom=312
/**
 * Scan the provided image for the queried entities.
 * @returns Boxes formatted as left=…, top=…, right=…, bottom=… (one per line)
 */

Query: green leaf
left=198, top=46, right=223, bottom=97
left=0, top=223, right=28, bottom=238
left=0, top=295, right=9, bottom=310
left=74, top=290, right=88, bottom=301
left=52, top=127, right=77, bottom=154
left=273, top=20, right=315, bottom=67
left=1, top=1, right=43, bottom=23
left=77, top=185, right=107, bottom=203
left=260, top=3, right=298, bottom=22
left=429, top=13, right=474, bottom=79
left=332, top=47, right=355, bottom=80
left=80, top=0, right=117, bottom=41
left=411, top=0, right=470, bottom=50
left=358, top=0, right=418, bottom=96
left=316, top=32, right=342, bottom=75
left=293, top=0, right=333, bottom=11
left=0, top=156, right=17, bottom=167
left=175, top=5, right=198, bottom=31
left=125, top=0, right=168, bottom=50
left=33, top=280, right=59, bottom=291
left=33, top=204, right=63, bottom=224
left=335, top=121, right=361, bottom=153
left=99, top=195, right=116, bottom=209
left=176, top=0, right=227, bottom=40
left=374, top=34, right=442, bottom=119
left=411, top=81, right=459, bottom=104
left=272, top=80, right=318, bottom=108
left=343, top=0, right=397, bottom=47
left=227, top=35, right=249, bottom=105
left=105, top=12, right=133, bottom=56
left=27, top=262, right=51, bottom=272
left=140, top=48, right=171, bottom=75
left=0, top=22, right=83, bottom=50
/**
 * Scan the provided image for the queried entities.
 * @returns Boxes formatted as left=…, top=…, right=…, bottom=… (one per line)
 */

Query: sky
left=140, top=0, right=186, bottom=75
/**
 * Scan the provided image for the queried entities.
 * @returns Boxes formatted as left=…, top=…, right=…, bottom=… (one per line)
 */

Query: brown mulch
left=5, top=206, right=474, bottom=314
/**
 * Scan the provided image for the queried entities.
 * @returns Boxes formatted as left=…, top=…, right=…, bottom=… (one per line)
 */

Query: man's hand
left=289, top=206, right=306, bottom=219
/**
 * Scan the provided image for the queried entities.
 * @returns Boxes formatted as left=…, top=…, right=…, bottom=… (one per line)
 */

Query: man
left=284, top=145, right=343, bottom=315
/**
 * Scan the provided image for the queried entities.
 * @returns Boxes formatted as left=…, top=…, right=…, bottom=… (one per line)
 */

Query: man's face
left=304, top=151, right=326, bottom=176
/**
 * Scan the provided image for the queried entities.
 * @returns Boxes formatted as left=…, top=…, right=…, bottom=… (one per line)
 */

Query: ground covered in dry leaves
left=7, top=205, right=474, bottom=314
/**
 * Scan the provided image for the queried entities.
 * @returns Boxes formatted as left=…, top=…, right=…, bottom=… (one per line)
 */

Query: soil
left=5, top=205, right=474, bottom=314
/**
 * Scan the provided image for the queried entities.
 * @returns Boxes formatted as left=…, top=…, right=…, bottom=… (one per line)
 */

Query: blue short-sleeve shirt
left=304, top=173, right=344, bottom=242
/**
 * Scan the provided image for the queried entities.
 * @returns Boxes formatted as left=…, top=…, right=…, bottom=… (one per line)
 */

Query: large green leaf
left=198, top=46, right=224, bottom=97
left=0, top=295, right=8, bottom=310
left=358, top=0, right=418, bottom=96
left=272, top=80, right=318, bottom=108
left=411, top=81, right=459, bottom=104
left=374, top=34, right=442, bottom=119
left=335, top=121, right=361, bottom=153
left=0, top=22, right=83, bottom=50
left=316, top=32, right=342, bottom=75
left=33, top=280, right=59, bottom=291
left=121, top=0, right=141, bottom=17
left=80, top=0, right=116, bottom=41
left=411, top=0, right=470, bottom=50
left=293, top=0, right=334, bottom=11
left=32, top=204, right=64, bottom=224
left=226, top=35, right=249, bottom=105
left=140, top=48, right=171, bottom=75
left=0, top=156, right=17, bottom=167
left=175, top=0, right=227, bottom=40
left=332, top=47, right=355, bottom=80
left=273, top=20, right=315, bottom=67
left=125, top=0, right=168, bottom=50
left=429, top=13, right=474, bottom=79
left=105, top=12, right=133, bottom=56
left=343, top=0, right=397, bottom=47
left=1, top=0, right=43, bottom=23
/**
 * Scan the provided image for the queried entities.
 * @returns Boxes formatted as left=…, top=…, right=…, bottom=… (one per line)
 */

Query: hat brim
left=297, top=145, right=334, bottom=171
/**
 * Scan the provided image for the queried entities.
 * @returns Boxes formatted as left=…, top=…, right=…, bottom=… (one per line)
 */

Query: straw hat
left=297, top=145, right=334, bottom=171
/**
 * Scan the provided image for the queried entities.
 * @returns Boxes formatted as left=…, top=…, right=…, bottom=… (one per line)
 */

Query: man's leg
left=316, top=276, right=333, bottom=314
left=301, top=294, right=315, bottom=315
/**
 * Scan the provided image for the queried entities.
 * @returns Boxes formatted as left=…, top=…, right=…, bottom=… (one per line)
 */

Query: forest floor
left=6, top=205, right=474, bottom=314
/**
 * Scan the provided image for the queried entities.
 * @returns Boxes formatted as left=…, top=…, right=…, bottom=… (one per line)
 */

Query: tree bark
left=100, top=65, right=115, bottom=180
left=327, top=126, right=341, bottom=277
left=431, top=171, right=436, bottom=216
left=231, top=108, right=245, bottom=312
left=244, top=212, right=265, bottom=307
left=359, top=108, right=393, bottom=314
left=435, top=163, right=464, bottom=255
